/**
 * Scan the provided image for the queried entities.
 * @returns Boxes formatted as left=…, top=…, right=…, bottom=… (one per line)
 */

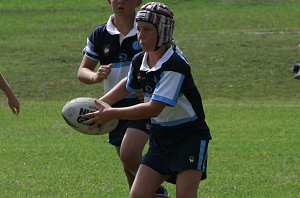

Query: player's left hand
left=7, top=95, right=20, bottom=115
left=82, top=100, right=111, bottom=129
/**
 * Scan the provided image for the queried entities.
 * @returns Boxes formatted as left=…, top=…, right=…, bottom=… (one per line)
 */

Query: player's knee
left=121, top=150, right=140, bottom=169
left=130, top=188, right=146, bottom=198
left=120, top=150, right=132, bottom=164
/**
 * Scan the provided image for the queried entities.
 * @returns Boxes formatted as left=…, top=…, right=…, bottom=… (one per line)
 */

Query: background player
left=77, top=0, right=168, bottom=196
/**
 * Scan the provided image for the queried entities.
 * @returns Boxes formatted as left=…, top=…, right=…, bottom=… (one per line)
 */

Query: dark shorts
left=108, top=119, right=150, bottom=146
left=142, top=133, right=209, bottom=184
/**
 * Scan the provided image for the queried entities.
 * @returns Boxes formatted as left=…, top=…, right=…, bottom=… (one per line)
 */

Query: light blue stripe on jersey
left=151, top=115, right=198, bottom=126
left=112, top=61, right=131, bottom=68
left=87, top=38, right=95, bottom=51
left=152, top=94, right=176, bottom=107
left=158, top=71, right=184, bottom=102
left=198, top=140, right=207, bottom=170
left=86, top=39, right=98, bottom=56
left=145, top=92, right=198, bottom=126
left=153, top=71, right=185, bottom=106
left=203, top=152, right=208, bottom=171
left=83, top=39, right=99, bottom=61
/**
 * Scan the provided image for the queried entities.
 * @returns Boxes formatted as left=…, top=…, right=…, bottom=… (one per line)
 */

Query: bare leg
left=121, top=128, right=149, bottom=176
left=114, top=146, right=135, bottom=188
left=120, top=129, right=169, bottom=197
left=130, top=165, right=169, bottom=198
left=176, top=170, right=202, bottom=198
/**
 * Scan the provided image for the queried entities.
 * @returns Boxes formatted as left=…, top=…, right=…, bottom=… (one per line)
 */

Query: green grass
left=0, top=0, right=299, bottom=197
left=0, top=101, right=128, bottom=197
left=1, top=99, right=299, bottom=197
left=204, top=99, right=299, bottom=197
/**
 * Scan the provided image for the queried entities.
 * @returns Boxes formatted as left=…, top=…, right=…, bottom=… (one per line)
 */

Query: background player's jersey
left=83, top=15, right=142, bottom=97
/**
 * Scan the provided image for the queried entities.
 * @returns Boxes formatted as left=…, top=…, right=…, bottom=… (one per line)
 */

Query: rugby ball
left=62, top=97, right=118, bottom=135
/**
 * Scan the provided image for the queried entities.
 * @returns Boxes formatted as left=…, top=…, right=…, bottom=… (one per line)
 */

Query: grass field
left=0, top=0, right=299, bottom=197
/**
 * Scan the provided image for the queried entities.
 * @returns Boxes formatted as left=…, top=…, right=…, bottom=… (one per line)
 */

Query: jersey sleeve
left=82, top=26, right=103, bottom=61
left=125, top=53, right=144, bottom=92
left=126, top=63, right=142, bottom=93
left=152, top=71, right=185, bottom=107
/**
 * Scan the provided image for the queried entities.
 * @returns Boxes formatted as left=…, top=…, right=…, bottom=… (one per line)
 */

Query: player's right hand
left=94, top=64, right=112, bottom=83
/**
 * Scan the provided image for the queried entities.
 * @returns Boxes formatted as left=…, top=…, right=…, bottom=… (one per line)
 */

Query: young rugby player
left=82, top=2, right=212, bottom=197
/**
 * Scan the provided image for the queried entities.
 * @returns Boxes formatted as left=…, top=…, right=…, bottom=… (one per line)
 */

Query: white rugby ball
left=62, top=97, right=118, bottom=135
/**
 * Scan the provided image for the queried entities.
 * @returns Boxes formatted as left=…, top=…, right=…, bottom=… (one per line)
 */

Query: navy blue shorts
left=142, top=133, right=209, bottom=184
left=108, top=119, right=150, bottom=146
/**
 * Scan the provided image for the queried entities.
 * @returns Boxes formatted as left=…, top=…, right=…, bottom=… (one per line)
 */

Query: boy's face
left=137, top=21, right=157, bottom=52
left=109, top=0, right=140, bottom=16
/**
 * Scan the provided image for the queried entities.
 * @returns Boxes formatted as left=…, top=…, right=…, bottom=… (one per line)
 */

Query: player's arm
left=99, top=78, right=130, bottom=105
left=0, top=73, right=20, bottom=114
left=77, top=55, right=111, bottom=84
left=83, top=99, right=165, bottom=127
left=107, top=99, right=165, bottom=120
left=0, top=73, right=10, bottom=93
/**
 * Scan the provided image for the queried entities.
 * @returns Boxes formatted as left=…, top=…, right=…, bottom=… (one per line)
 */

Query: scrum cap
left=136, top=2, right=174, bottom=49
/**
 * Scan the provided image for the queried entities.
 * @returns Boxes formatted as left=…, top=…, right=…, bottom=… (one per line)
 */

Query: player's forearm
left=77, top=56, right=101, bottom=84
left=0, top=74, right=15, bottom=98
left=106, top=100, right=164, bottom=120
left=1, top=85, right=15, bottom=98
left=108, top=103, right=154, bottom=120
left=100, top=78, right=129, bottom=105
left=77, top=68, right=102, bottom=84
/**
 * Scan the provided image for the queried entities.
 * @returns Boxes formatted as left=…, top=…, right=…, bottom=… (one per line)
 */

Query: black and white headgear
left=136, top=2, right=175, bottom=50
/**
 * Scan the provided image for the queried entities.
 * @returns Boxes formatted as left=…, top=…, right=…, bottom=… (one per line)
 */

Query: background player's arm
left=77, top=55, right=111, bottom=84
left=0, top=73, right=20, bottom=114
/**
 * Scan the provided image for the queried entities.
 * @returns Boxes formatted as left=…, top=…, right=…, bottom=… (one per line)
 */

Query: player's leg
left=120, top=127, right=149, bottom=177
left=121, top=123, right=168, bottom=196
left=175, top=139, right=209, bottom=198
left=176, top=170, right=202, bottom=198
left=114, top=146, right=135, bottom=187
left=130, top=164, right=169, bottom=198
left=295, top=68, right=300, bottom=79
left=109, top=120, right=136, bottom=187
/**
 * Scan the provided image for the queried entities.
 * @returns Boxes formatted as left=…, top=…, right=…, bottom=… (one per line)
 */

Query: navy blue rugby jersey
left=83, top=16, right=142, bottom=97
left=126, top=47, right=211, bottom=141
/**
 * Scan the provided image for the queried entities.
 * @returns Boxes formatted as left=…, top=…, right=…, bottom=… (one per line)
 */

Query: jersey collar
left=106, top=15, right=138, bottom=38
left=140, top=47, right=174, bottom=72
